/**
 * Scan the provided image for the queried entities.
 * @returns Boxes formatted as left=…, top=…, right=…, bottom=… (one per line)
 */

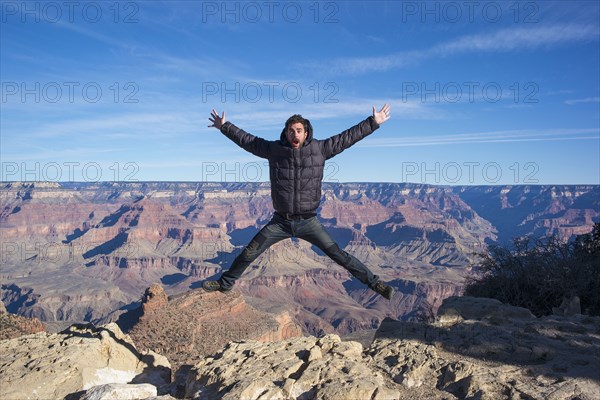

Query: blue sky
left=1, top=0, right=599, bottom=185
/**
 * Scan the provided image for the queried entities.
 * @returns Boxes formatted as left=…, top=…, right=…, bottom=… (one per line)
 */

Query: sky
left=1, top=0, right=599, bottom=185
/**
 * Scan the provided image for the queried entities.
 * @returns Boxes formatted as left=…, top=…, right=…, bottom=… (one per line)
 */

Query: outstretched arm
left=208, top=109, right=271, bottom=159
left=321, top=103, right=390, bottom=159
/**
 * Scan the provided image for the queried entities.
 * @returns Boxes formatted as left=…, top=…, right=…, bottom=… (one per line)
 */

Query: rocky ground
left=1, top=295, right=598, bottom=399
left=184, top=296, right=600, bottom=399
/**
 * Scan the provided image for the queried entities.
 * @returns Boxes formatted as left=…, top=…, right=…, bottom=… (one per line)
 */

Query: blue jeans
left=219, top=213, right=379, bottom=290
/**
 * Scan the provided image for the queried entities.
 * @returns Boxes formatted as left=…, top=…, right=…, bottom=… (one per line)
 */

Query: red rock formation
left=141, top=283, right=168, bottom=314
left=128, top=284, right=303, bottom=371
left=0, top=307, right=45, bottom=340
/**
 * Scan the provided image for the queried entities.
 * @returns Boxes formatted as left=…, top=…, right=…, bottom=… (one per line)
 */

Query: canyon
left=1, top=181, right=598, bottom=336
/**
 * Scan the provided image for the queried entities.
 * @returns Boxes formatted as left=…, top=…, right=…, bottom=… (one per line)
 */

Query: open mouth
left=292, top=139, right=300, bottom=146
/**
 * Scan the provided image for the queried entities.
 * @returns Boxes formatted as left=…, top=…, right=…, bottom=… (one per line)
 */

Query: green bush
left=465, top=223, right=600, bottom=317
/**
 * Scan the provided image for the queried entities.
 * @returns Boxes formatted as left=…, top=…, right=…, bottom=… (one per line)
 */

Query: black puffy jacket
left=219, top=116, right=380, bottom=215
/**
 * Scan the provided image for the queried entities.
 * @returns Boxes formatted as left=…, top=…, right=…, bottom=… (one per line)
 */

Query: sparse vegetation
left=465, top=223, right=600, bottom=317
left=0, top=312, right=45, bottom=340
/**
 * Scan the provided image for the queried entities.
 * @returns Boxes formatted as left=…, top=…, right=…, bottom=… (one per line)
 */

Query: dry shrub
left=465, top=223, right=600, bottom=316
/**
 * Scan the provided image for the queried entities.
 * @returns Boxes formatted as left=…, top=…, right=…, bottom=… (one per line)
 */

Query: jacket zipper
left=293, top=149, right=299, bottom=214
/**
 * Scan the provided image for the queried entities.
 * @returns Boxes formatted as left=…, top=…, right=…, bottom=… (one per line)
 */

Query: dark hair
left=285, top=114, right=308, bottom=132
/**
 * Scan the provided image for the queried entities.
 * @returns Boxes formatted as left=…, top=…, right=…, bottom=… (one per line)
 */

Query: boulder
left=552, top=296, right=582, bottom=316
left=81, top=383, right=157, bottom=400
left=436, top=295, right=534, bottom=325
left=0, top=323, right=171, bottom=400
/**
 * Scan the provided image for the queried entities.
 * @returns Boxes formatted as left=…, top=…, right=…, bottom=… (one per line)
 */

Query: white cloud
left=304, top=24, right=600, bottom=75
left=565, top=97, right=600, bottom=105
left=357, top=128, right=600, bottom=148
left=433, top=24, right=598, bottom=55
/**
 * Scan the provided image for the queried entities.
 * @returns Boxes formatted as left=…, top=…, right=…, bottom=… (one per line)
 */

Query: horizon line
left=2, top=181, right=600, bottom=188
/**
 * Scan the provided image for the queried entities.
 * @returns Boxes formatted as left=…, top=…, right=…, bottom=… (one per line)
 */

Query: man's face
left=286, top=122, right=308, bottom=149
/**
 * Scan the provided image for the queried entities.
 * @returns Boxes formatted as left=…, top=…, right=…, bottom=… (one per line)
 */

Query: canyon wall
left=1, top=181, right=598, bottom=334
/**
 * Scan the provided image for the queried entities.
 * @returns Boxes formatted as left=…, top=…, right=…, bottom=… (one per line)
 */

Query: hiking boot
left=202, top=280, right=231, bottom=293
left=370, top=281, right=394, bottom=300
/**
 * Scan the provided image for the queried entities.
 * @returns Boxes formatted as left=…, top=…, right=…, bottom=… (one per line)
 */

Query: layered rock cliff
left=1, top=181, right=597, bottom=336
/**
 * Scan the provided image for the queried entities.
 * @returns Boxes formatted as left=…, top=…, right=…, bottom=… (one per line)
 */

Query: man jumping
left=202, top=104, right=394, bottom=300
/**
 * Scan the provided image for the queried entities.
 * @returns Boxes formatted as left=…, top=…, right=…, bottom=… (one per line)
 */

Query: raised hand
left=372, top=103, right=391, bottom=125
left=208, top=109, right=226, bottom=129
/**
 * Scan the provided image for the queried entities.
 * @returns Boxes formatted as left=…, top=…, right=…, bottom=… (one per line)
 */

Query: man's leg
left=295, top=217, right=379, bottom=285
left=295, top=217, right=394, bottom=299
left=206, top=214, right=291, bottom=291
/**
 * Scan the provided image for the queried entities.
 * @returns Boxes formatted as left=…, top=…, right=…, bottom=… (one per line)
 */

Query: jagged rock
left=371, top=297, right=600, bottom=399
left=0, top=323, right=171, bottom=400
left=142, top=284, right=168, bottom=314
left=81, top=383, right=157, bottom=400
left=134, top=349, right=172, bottom=389
left=185, top=334, right=443, bottom=399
